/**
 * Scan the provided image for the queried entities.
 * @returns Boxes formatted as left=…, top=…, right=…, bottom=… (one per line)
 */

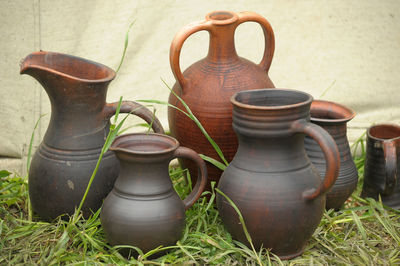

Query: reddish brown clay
left=101, top=133, right=207, bottom=256
left=361, top=124, right=400, bottom=209
left=305, top=100, right=358, bottom=210
left=20, top=51, right=164, bottom=221
left=168, top=11, right=275, bottom=191
left=216, top=89, right=340, bottom=259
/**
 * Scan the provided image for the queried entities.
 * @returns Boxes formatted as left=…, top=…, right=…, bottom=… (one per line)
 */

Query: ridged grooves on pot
left=217, top=89, right=340, bottom=259
left=361, top=124, right=400, bottom=209
left=168, top=10, right=275, bottom=191
left=304, top=100, right=358, bottom=210
left=20, top=51, right=164, bottom=220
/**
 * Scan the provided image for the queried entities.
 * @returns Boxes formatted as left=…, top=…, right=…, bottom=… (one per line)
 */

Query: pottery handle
left=382, top=140, right=397, bottom=195
left=170, top=20, right=213, bottom=88
left=291, top=120, right=340, bottom=200
left=105, top=101, right=165, bottom=134
left=172, top=147, right=208, bottom=210
left=237, top=11, right=275, bottom=73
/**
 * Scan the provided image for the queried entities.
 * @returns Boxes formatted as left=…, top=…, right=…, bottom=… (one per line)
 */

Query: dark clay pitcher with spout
left=216, top=89, right=340, bottom=259
left=100, top=133, right=207, bottom=255
left=20, top=51, right=164, bottom=221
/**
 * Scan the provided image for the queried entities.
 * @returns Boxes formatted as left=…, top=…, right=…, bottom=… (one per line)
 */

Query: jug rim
left=367, top=124, right=400, bottom=141
left=205, top=10, right=239, bottom=25
left=20, top=51, right=116, bottom=83
left=231, top=88, right=313, bottom=110
left=110, top=133, right=179, bottom=155
left=310, top=100, right=356, bottom=123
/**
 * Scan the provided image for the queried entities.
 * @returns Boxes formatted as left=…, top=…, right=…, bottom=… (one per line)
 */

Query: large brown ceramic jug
left=361, top=124, right=400, bottom=209
left=100, top=133, right=207, bottom=255
left=168, top=11, right=275, bottom=191
left=305, top=100, right=358, bottom=210
left=20, top=51, right=164, bottom=221
left=217, top=89, right=340, bottom=259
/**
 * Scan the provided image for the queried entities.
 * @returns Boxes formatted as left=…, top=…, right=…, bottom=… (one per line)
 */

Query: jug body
left=20, top=51, right=164, bottom=220
left=100, top=133, right=207, bottom=255
left=217, top=89, right=339, bottom=259
left=305, top=100, right=358, bottom=210
left=361, top=124, right=400, bottom=209
left=168, top=11, right=275, bottom=191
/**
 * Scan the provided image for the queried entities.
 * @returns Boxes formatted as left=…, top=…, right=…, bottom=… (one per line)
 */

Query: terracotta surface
left=305, top=100, right=358, bottom=210
left=101, top=133, right=207, bottom=256
left=216, top=89, right=339, bottom=259
left=362, top=124, right=400, bottom=209
left=20, top=51, right=164, bottom=220
left=168, top=10, right=275, bottom=190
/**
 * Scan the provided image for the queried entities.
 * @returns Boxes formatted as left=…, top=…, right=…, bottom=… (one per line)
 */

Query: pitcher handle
left=291, top=120, right=340, bottom=200
left=237, top=11, right=275, bottom=73
left=170, top=20, right=213, bottom=89
left=105, top=101, right=165, bottom=134
left=382, top=140, right=398, bottom=195
left=172, top=147, right=208, bottom=210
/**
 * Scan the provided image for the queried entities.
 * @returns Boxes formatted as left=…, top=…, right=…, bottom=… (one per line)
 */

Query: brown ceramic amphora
left=361, top=124, right=400, bottom=209
left=20, top=51, right=164, bottom=221
left=100, top=133, right=207, bottom=256
left=168, top=11, right=275, bottom=191
left=304, top=100, right=358, bottom=210
left=216, top=89, right=340, bottom=259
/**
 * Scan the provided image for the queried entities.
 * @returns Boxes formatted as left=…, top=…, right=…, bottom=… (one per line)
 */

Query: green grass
left=1, top=141, right=400, bottom=265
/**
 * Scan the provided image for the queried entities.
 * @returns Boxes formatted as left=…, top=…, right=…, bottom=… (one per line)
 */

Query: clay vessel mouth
left=206, top=11, right=238, bottom=25
left=231, top=88, right=313, bottom=110
left=110, top=133, right=179, bottom=155
left=310, top=100, right=356, bottom=123
left=368, top=124, right=400, bottom=141
left=20, top=51, right=115, bottom=83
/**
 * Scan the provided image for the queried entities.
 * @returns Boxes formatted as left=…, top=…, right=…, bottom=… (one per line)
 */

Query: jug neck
left=113, top=151, right=176, bottom=197
left=20, top=51, right=115, bottom=150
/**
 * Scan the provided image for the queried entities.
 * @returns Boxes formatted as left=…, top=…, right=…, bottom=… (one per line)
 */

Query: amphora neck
left=205, top=11, right=240, bottom=62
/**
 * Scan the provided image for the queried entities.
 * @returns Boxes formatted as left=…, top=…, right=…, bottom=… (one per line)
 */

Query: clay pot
left=217, top=89, right=340, bottom=259
left=100, top=133, right=207, bottom=256
left=20, top=51, right=164, bottom=221
left=304, top=100, right=358, bottom=210
left=168, top=10, right=275, bottom=191
left=361, top=124, right=400, bottom=209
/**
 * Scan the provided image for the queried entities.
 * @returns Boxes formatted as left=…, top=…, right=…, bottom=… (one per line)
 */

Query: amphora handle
left=170, top=11, right=274, bottom=89
left=291, top=120, right=340, bottom=200
left=382, top=140, right=398, bottom=195
left=105, top=101, right=165, bottom=134
left=172, top=147, right=208, bottom=209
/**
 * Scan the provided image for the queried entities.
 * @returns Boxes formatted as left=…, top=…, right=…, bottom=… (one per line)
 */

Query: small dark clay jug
left=304, top=100, right=358, bottom=210
left=100, top=133, right=207, bottom=255
left=168, top=10, right=275, bottom=191
left=361, top=124, right=400, bottom=209
left=20, top=51, right=164, bottom=221
left=216, top=89, right=340, bottom=259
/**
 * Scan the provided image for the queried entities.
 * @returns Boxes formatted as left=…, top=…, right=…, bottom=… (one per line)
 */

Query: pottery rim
left=367, top=124, right=400, bottom=141
left=310, top=100, right=356, bottom=124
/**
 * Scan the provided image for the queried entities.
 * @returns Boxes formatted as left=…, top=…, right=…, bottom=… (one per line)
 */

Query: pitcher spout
left=20, top=51, right=115, bottom=83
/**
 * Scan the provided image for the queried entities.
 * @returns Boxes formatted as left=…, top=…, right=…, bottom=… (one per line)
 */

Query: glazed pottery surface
left=216, top=89, right=340, bottom=259
left=20, top=51, right=164, bottom=220
left=361, top=124, right=400, bottom=209
left=305, top=100, right=358, bottom=210
left=100, top=133, right=207, bottom=255
left=168, top=10, right=275, bottom=191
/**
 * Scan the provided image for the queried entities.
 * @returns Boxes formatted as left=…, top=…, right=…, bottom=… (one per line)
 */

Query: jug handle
left=237, top=11, right=275, bottom=73
left=172, top=147, right=208, bottom=210
left=382, top=140, right=397, bottom=195
left=170, top=20, right=213, bottom=88
left=104, top=101, right=165, bottom=134
left=291, top=120, right=340, bottom=201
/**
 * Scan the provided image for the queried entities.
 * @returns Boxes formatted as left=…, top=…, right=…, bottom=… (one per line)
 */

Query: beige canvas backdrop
left=1, top=0, right=400, bottom=175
